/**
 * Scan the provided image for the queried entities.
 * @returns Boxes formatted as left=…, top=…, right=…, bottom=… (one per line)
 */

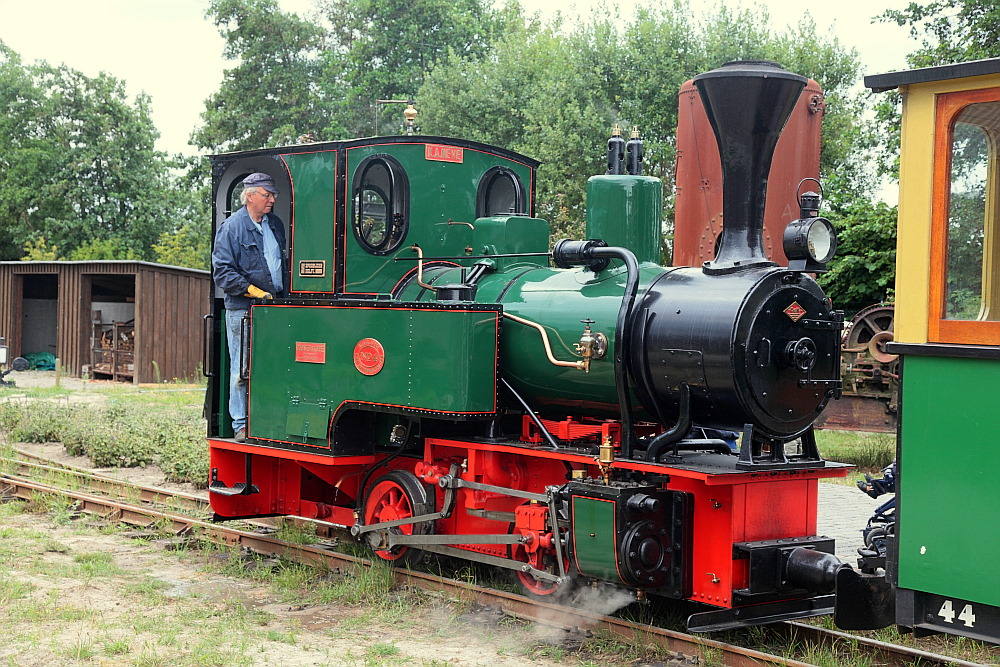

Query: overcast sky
left=2, top=0, right=917, bottom=157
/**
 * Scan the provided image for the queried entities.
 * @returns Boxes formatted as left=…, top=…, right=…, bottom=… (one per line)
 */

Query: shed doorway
left=22, top=275, right=58, bottom=362
left=89, top=275, right=136, bottom=382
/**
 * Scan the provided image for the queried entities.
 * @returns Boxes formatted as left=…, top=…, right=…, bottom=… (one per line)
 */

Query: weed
left=7, top=402, right=72, bottom=443
left=0, top=390, right=209, bottom=486
left=528, top=644, right=565, bottom=660
left=365, top=642, right=403, bottom=664
left=133, top=651, right=169, bottom=667
left=103, top=637, right=132, bottom=655
left=0, top=574, right=35, bottom=602
left=10, top=596, right=93, bottom=623
left=313, top=561, right=396, bottom=605
left=578, top=629, right=650, bottom=662
left=265, top=628, right=298, bottom=644
left=20, top=492, right=79, bottom=524
left=187, top=641, right=239, bottom=666
left=60, top=637, right=97, bottom=661
left=700, top=645, right=724, bottom=667
left=274, top=518, right=321, bottom=545
left=270, top=562, right=317, bottom=596
left=155, top=626, right=180, bottom=647
left=72, top=550, right=123, bottom=577
left=0, top=499, right=28, bottom=519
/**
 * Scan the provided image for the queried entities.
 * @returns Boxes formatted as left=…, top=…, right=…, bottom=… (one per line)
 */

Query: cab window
left=353, top=155, right=409, bottom=255
left=477, top=167, right=526, bottom=217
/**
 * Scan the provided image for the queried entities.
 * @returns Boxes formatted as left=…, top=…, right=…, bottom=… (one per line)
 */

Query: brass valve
left=574, top=319, right=608, bottom=373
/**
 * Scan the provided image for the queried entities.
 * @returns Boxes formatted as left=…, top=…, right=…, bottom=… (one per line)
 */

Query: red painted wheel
left=511, top=537, right=574, bottom=600
left=516, top=568, right=566, bottom=598
left=362, top=470, right=430, bottom=566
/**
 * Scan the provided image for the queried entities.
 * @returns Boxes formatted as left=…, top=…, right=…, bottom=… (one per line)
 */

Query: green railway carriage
left=863, top=59, right=1000, bottom=642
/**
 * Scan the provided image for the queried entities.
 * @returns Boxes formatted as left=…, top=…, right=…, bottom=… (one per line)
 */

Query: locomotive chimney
left=693, top=60, right=807, bottom=274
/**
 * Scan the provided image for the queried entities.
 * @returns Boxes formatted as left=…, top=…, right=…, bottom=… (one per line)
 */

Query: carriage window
left=353, top=155, right=409, bottom=255
left=943, top=101, right=1000, bottom=321
left=477, top=167, right=526, bottom=217
left=930, top=90, right=1000, bottom=344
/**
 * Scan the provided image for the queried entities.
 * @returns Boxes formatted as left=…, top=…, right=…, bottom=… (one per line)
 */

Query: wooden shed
left=0, top=261, right=210, bottom=384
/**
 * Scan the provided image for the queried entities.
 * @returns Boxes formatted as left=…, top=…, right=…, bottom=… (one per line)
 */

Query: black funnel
left=693, top=60, right=807, bottom=274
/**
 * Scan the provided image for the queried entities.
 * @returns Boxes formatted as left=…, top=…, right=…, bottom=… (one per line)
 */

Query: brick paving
left=817, top=480, right=885, bottom=564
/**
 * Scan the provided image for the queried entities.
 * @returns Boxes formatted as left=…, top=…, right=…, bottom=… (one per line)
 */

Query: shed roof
left=2, top=260, right=209, bottom=276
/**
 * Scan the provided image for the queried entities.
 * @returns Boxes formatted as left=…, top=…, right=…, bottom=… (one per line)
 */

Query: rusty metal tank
left=673, top=77, right=824, bottom=267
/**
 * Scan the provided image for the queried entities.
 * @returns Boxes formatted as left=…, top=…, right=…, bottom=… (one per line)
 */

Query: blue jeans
left=226, top=309, right=249, bottom=432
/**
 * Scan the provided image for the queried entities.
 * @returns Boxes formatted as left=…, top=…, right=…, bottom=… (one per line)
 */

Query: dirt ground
left=2, top=372, right=658, bottom=667
left=0, top=508, right=617, bottom=667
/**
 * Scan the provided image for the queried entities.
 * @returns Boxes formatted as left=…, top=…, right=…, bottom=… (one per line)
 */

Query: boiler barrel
left=632, top=266, right=841, bottom=438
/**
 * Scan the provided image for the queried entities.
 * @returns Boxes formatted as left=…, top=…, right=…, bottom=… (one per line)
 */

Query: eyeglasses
left=258, top=191, right=278, bottom=200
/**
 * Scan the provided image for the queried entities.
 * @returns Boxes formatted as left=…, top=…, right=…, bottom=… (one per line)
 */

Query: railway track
left=0, top=449, right=984, bottom=667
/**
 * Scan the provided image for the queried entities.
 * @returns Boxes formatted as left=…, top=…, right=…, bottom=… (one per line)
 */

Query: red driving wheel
left=510, top=523, right=573, bottom=599
left=516, top=564, right=564, bottom=597
left=362, top=470, right=430, bottom=566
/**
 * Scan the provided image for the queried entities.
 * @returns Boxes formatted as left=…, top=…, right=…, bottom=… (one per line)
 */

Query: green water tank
left=585, top=175, right=662, bottom=264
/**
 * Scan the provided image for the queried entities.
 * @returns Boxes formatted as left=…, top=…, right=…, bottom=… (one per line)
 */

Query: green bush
left=0, top=395, right=207, bottom=484
left=157, top=416, right=209, bottom=487
left=0, top=402, right=25, bottom=431
left=85, top=425, right=157, bottom=468
left=8, top=403, right=78, bottom=443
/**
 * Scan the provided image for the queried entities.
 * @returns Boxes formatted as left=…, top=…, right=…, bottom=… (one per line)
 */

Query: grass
left=815, top=429, right=895, bottom=472
left=123, top=577, right=172, bottom=605
left=273, top=518, right=321, bottom=545
left=313, top=560, right=397, bottom=606
left=0, top=574, right=35, bottom=602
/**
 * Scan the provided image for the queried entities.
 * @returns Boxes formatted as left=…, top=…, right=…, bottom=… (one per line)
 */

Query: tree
left=417, top=17, right=612, bottom=238
left=846, top=0, right=1000, bottom=316
left=193, top=0, right=327, bottom=152
left=881, top=0, right=1000, bottom=68
left=417, top=2, right=865, bottom=244
left=870, top=0, right=1000, bottom=182
left=153, top=222, right=211, bottom=270
left=818, top=198, right=898, bottom=316
left=154, top=156, right=213, bottom=271
left=317, top=0, right=512, bottom=138
left=0, top=41, right=176, bottom=261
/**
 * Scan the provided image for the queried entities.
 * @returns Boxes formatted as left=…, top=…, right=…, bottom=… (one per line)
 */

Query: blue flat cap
left=242, top=172, right=278, bottom=193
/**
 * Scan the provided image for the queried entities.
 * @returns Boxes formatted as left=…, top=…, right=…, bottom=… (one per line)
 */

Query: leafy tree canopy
left=0, top=41, right=178, bottom=262
left=417, top=2, right=865, bottom=242
left=852, top=0, right=1000, bottom=316
left=819, top=184, right=898, bottom=316
left=316, top=0, right=514, bottom=138
left=881, top=0, right=1000, bottom=67
left=193, top=0, right=328, bottom=152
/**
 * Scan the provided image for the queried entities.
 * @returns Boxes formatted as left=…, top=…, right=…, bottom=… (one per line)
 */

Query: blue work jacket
left=211, top=206, right=289, bottom=310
